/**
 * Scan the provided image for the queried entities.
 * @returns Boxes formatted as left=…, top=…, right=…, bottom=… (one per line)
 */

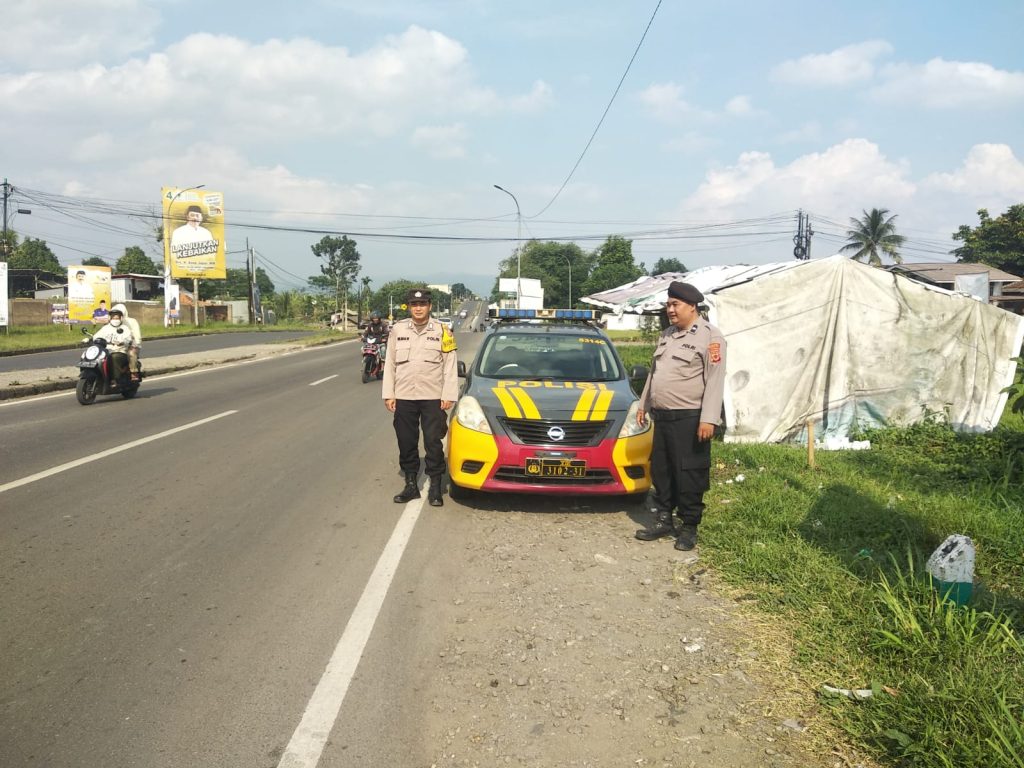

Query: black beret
left=667, top=281, right=703, bottom=305
left=406, top=288, right=432, bottom=303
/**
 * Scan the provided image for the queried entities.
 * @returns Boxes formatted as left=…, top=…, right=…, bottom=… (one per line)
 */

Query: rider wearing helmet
left=110, top=302, right=142, bottom=380
left=92, top=307, right=136, bottom=387
left=363, top=311, right=389, bottom=342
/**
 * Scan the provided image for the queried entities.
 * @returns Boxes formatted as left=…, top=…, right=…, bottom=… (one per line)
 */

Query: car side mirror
left=629, top=365, right=649, bottom=380
left=457, top=361, right=467, bottom=378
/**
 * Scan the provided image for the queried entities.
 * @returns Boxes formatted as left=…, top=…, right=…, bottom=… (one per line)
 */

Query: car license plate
left=525, top=458, right=587, bottom=478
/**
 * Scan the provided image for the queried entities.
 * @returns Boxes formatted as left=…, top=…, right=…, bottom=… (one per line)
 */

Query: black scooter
left=76, top=328, right=142, bottom=405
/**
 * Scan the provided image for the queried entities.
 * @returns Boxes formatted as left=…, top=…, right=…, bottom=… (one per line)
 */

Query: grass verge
left=0, top=321, right=345, bottom=353
left=619, top=340, right=1024, bottom=767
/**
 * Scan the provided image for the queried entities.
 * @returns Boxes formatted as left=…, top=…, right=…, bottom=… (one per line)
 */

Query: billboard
left=162, top=187, right=226, bottom=279
left=67, top=265, right=112, bottom=323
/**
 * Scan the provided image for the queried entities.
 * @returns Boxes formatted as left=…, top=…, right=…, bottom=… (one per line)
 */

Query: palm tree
left=840, top=208, right=906, bottom=266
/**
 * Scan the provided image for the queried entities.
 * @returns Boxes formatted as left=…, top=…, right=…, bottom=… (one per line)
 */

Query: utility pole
left=793, top=209, right=813, bottom=261
left=246, top=237, right=256, bottom=325
left=2, top=178, right=11, bottom=260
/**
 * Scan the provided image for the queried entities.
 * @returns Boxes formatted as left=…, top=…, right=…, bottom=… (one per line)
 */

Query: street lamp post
left=493, top=184, right=521, bottom=309
left=564, top=255, right=573, bottom=309
left=164, top=184, right=205, bottom=327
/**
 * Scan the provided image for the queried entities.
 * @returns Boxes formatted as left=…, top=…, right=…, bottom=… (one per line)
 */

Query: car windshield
left=477, top=331, right=622, bottom=381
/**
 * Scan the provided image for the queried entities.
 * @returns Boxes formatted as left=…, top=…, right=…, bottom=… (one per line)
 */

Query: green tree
left=197, top=267, right=275, bottom=299
left=650, top=257, right=688, bottom=275
left=0, top=229, right=17, bottom=260
left=371, top=279, right=424, bottom=319
left=491, top=241, right=591, bottom=307
left=952, top=205, right=1024, bottom=275
left=309, top=235, right=360, bottom=311
left=115, top=246, right=161, bottom=275
left=578, top=235, right=643, bottom=297
left=840, top=208, right=906, bottom=266
left=82, top=256, right=110, bottom=268
left=11, top=237, right=62, bottom=272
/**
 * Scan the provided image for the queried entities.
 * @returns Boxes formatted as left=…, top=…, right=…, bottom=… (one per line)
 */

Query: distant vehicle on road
left=438, top=316, right=452, bottom=327
left=459, top=310, right=468, bottom=318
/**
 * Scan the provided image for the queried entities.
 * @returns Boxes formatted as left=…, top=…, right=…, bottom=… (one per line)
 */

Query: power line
left=531, top=0, right=663, bottom=219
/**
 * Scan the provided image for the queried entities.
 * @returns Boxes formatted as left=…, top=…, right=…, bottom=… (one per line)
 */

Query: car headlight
left=455, top=396, right=493, bottom=434
left=618, top=400, right=651, bottom=438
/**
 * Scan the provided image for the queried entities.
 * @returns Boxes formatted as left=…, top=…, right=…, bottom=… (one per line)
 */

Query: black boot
left=635, top=508, right=675, bottom=541
left=393, top=473, right=421, bottom=503
left=674, top=524, right=699, bottom=551
left=428, top=476, right=444, bottom=507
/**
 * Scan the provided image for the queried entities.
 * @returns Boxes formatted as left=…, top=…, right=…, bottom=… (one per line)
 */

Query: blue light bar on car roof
left=488, top=308, right=600, bottom=320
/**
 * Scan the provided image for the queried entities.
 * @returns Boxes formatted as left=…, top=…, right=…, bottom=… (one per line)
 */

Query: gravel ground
left=421, top=499, right=854, bottom=768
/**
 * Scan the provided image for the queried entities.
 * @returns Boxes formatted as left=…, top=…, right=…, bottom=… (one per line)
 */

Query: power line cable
left=530, top=0, right=663, bottom=219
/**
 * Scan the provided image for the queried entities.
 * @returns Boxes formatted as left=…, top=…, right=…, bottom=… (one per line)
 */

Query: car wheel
left=448, top=474, right=470, bottom=503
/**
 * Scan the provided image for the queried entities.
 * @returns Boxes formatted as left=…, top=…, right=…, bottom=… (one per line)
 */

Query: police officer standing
left=383, top=288, right=459, bottom=507
left=635, top=281, right=726, bottom=551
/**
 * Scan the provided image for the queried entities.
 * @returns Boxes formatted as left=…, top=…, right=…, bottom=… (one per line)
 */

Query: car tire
left=448, top=474, right=470, bottom=503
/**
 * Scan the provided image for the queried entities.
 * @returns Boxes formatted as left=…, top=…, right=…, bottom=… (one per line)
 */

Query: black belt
left=650, top=408, right=700, bottom=422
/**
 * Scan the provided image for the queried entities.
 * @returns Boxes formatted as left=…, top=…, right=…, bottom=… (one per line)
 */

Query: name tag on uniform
left=396, top=336, right=410, bottom=341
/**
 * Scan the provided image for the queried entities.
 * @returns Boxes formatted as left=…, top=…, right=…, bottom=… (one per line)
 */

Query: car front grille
left=492, top=466, right=616, bottom=485
left=499, top=418, right=610, bottom=446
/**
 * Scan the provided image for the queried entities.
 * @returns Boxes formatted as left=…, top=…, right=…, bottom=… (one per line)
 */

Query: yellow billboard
left=67, top=265, right=112, bottom=323
left=162, top=186, right=226, bottom=279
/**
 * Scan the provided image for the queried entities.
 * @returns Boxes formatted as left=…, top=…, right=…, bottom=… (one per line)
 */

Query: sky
left=2, top=0, right=1023, bottom=297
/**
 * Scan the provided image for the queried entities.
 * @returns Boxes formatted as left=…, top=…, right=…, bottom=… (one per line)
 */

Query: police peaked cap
left=667, top=281, right=703, bottom=305
left=406, top=288, right=432, bottom=302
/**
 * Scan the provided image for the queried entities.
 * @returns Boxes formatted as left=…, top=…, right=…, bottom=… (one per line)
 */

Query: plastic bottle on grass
left=925, top=534, right=975, bottom=606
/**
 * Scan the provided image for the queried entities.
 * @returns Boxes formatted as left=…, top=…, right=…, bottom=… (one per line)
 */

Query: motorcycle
left=76, top=328, right=142, bottom=405
left=360, top=334, right=386, bottom=383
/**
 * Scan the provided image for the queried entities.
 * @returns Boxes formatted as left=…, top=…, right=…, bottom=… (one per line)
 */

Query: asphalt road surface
left=0, top=330, right=319, bottom=373
left=1, top=325, right=490, bottom=768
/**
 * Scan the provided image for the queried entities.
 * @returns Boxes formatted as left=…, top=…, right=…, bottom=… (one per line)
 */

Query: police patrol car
left=448, top=308, right=652, bottom=499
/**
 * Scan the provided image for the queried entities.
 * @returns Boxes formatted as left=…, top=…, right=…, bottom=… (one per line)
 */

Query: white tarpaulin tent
left=584, top=255, right=1024, bottom=443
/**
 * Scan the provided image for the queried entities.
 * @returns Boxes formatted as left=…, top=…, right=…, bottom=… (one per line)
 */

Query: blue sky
left=2, top=0, right=1023, bottom=296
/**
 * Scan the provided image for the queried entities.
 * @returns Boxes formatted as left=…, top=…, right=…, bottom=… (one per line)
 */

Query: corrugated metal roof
left=889, top=262, right=1021, bottom=284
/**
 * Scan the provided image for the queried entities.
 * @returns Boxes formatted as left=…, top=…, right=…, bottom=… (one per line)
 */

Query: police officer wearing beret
left=383, top=288, right=459, bottom=506
left=635, top=281, right=726, bottom=550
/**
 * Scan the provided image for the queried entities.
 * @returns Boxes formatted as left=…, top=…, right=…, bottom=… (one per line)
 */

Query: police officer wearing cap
left=635, top=281, right=726, bottom=550
left=383, top=288, right=459, bottom=506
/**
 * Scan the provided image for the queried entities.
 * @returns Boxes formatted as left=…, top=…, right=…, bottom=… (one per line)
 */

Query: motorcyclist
left=362, top=311, right=389, bottom=343
left=110, top=302, right=142, bottom=380
left=91, top=307, right=135, bottom=387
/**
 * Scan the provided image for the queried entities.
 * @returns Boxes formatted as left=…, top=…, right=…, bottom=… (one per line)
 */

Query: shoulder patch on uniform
left=708, top=342, right=722, bottom=364
left=441, top=326, right=458, bottom=353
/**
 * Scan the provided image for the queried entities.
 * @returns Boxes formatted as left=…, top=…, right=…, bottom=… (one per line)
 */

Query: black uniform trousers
left=393, top=399, right=449, bottom=478
left=649, top=408, right=712, bottom=527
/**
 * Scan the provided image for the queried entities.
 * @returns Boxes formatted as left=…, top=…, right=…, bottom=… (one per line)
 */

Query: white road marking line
left=309, top=375, right=339, bottom=386
left=0, top=410, right=238, bottom=494
left=276, top=489, right=426, bottom=768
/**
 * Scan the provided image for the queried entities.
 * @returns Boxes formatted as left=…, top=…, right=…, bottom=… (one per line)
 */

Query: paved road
left=0, top=330, right=321, bottom=373
left=1, top=327, right=488, bottom=768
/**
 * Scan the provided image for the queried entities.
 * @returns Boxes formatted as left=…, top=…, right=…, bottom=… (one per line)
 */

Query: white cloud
left=923, top=144, right=1024, bottom=200
left=0, top=26, right=544, bottom=153
left=772, top=40, right=893, bottom=87
left=2, top=0, right=159, bottom=69
left=724, top=95, right=755, bottom=117
left=680, top=138, right=915, bottom=218
left=412, top=123, right=469, bottom=158
left=639, top=82, right=702, bottom=121
left=872, top=58, right=1024, bottom=108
